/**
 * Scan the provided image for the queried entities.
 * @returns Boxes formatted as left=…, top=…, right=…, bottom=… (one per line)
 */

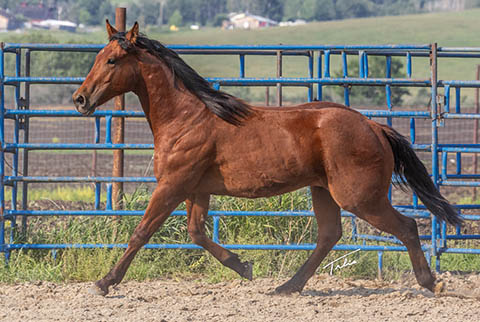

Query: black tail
left=382, top=126, right=463, bottom=226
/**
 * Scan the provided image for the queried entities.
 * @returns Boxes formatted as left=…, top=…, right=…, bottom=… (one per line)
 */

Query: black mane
left=110, top=32, right=251, bottom=125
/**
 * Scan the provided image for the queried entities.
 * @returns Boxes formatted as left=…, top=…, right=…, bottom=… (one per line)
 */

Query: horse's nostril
left=76, top=95, right=85, bottom=105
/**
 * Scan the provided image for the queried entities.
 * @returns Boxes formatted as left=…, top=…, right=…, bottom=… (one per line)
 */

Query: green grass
left=4, top=185, right=106, bottom=202
left=1, top=187, right=479, bottom=284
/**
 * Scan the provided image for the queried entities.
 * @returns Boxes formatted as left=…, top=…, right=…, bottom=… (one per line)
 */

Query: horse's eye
left=107, top=58, right=116, bottom=65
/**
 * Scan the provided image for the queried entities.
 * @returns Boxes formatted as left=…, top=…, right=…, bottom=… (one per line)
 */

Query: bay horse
left=72, top=21, right=462, bottom=296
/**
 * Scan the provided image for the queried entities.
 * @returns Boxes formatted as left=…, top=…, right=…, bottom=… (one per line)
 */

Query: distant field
left=3, top=9, right=480, bottom=104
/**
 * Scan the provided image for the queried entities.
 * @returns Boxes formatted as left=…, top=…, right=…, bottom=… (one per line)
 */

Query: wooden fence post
left=113, top=7, right=126, bottom=210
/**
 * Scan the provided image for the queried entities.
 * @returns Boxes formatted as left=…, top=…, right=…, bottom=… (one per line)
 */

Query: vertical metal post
left=441, top=152, right=448, bottom=180
left=10, top=49, right=21, bottom=243
left=316, top=51, right=322, bottom=101
left=454, top=85, right=461, bottom=178
left=239, top=54, right=245, bottom=78
left=212, top=216, right=220, bottom=244
left=406, top=52, right=412, bottom=78
left=377, top=251, right=383, bottom=280
left=342, top=51, right=350, bottom=106
left=0, top=42, right=6, bottom=262
left=95, top=183, right=101, bottom=210
left=21, top=50, right=30, bottom=236
left=93, top=116, right=100, bottom=179
left=358, top=51, right=364, bottom=78
left=276, top=50, right=282, bottom=106
left=430, top=43, right=440, bottom=271
left=410, top=118, right=416, bottom=144
left=410, top=116, right=417, bottom=210
left=113, top=7, right=126, bottom=210
left=363, top=52, right=369, bottom=78
left=350, top=217, right=357, bottom=242
left=308, top=51, right=313, bottom=102
left=474, top=65, right=480, bottom=201
left=385, top=55, right=392, bottom=127
left=341, top=51, right=348, bottom=76
left=455, top=87, right=461, bottom=113
left=106, top=183, right=113, bottom=211
left=105, top=115, right=112, bottom=144
left=94, top=116, right=101, bottom=210
left=324, top=50, right=331, bottom=78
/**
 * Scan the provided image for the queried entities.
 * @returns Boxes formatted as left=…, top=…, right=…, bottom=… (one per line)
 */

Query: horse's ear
left=106, top=19, right=118, bottom=38
left=126, top=21, right=139, bottom=43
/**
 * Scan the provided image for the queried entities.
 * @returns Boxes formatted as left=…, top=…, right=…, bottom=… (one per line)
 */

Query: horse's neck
left=135, top=62, right=209, bottom=135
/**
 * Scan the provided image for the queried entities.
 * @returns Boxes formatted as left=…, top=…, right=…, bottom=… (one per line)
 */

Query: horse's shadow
left=299, top=286, right=434, bottom=298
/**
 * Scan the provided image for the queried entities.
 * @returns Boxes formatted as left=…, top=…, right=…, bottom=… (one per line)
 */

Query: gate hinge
left=17, top=97, right=27, bottom=130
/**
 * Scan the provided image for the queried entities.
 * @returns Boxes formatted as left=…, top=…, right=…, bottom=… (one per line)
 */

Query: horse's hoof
left=88, top=283, right=108, bottom=296
left=274, top=282, right=301, bottom=295
left=434, top=280, right=446, bottom=295
left=242, top=261, right=253, bottom=281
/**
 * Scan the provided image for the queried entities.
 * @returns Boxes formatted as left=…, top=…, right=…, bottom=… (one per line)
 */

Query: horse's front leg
left=187, top=194, right=252, bottom=280
left=90, top=185, right=185, bottom=296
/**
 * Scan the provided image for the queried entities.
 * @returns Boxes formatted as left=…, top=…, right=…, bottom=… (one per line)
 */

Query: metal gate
left=1, top=42, right=480, bottom=273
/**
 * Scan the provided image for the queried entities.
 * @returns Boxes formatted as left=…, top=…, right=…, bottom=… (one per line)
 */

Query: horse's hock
left=1, top=41, right=480, bottom=276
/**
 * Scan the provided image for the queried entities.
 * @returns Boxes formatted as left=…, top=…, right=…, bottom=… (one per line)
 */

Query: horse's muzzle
left=73, top=93, right=95, bottom=116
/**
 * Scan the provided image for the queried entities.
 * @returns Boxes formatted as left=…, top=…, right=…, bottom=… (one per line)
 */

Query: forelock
left=109, top=32, right=135, bottom=52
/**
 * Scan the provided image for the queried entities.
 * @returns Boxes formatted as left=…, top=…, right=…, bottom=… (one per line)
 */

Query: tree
left=314, top=0, right=337, bottom=20
left=282, top=0, right=302, bottom=21
left=168, top=9, right=183, bottom=26
left=138, top=0, right=161, bottom=25
left=126, top=2, right=142, bottom=26
left=283, top=0, right=336, bottom=22
left=335, top=0, right=375, bottom=19
left=334, top=56, right=410, bottom=107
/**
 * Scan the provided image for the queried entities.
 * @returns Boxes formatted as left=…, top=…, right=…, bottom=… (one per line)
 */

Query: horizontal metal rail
left=2, top=43, right=433, bottom=51
left=2, top=208, right=430, bottom=219
left=4, top=243, right=425, bottom=253
left=3, top=143, right=153, bottom=151
left=3, top=76, right=432, bottom=86
left=4, top=109, right=145, bottom=117
left=3, top=108, right=431, bottom=118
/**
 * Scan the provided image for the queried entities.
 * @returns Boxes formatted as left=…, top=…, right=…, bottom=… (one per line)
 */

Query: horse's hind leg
left=186, top=194, right=252, bottom=280
left=275, top=187, right=342, bottom=294
left=351, top=199, right=437, bottom=292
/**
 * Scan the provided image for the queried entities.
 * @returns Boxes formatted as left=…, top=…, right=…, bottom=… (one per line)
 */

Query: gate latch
left=436, top=94, right=445, bottom=127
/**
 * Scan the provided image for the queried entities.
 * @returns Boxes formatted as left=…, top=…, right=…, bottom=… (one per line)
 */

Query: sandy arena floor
left=1, top=272, right=480, bottom=322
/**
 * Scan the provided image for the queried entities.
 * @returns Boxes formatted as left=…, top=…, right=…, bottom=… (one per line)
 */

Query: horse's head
left=73, top=20, right=140, bottom=115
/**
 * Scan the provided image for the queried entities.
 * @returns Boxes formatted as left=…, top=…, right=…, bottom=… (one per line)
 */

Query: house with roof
left=16, top=2, right=57, bottom=22
left=227, top=13, right=278, bottom=29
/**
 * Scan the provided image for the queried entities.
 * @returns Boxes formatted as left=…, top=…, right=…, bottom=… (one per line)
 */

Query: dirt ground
left=1, top=273, right=480, bottom=322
